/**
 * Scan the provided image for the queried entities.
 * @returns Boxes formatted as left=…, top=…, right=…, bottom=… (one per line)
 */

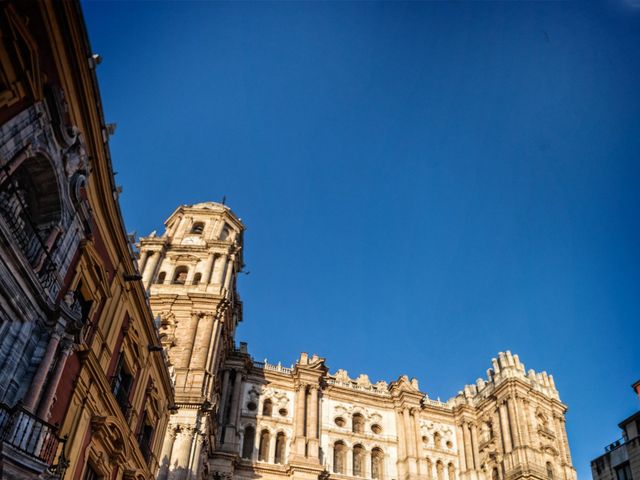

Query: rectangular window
left=111, top=354, right=133, bottom=418
left=137, top=410, right=154, bottom=463
left=616, top=463, right=632, bottom=480
left=83, top=464, right=100, bottom=480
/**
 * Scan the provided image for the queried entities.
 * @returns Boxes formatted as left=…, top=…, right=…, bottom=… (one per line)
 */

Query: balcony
left=0, top=402, right=62, bottom=476
left=0, top=186, right=61, bottom=300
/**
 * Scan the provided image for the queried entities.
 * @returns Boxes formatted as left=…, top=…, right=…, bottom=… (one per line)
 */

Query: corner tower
left=138, top=202, right=245, bottom=480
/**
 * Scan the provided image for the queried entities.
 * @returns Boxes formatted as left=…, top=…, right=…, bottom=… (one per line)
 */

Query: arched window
left=352, top=413, right=364, bottom=434
left=156, top=272, right=166, bottom=284
left=275, top=432, right=286, bottom=464
left=434, top=432, right=442, bottom=449
left=546, top=462, right=554, bottom=480
left=258, top=429, right=270, bottom=462
left=220, top=225, right=230, bottom=241
left=426, top=458, right=433, bottom=480
left=353, top=444, right=365, bottom=477
left=333, top=441, right=346, bottom=474
left=262, top=399, right=273, bottom=416
left=0, top=155, right=62, bottom=266
left=448, top=463, right=456, bottom=480
left=193, top=272, right=202, bottom=284
left=242, top=426, right=255, bottom=459
left=371, top=448, right=384, bottom=480
left=492, top=468, right=500, bottom=480
left=436, top=461, right=444, bottom=480
left=172, top=266, right=188, bottom=284
left=190, top=222, right=204, bottom=234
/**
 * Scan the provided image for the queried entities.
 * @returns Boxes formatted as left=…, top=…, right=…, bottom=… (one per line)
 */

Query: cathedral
left=0, top=2, right=578, bottom=479
left=138, top=202, right=578, bottom=480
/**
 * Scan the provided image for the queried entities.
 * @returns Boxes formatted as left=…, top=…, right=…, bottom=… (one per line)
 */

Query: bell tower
left=138, top=202, right=245, bottom=480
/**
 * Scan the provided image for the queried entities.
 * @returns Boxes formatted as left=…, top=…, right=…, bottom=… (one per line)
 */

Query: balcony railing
left=605, top=438, right=625, bottom=452
left=0, top=402, right=60, bottom=465
left=0, top=189, right=60, bottom=296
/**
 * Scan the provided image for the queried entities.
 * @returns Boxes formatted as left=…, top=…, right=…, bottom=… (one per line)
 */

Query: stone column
left=158, top=425, right=177, bottom=480
left=164, top=261, right=177, bottom=286
left=403, top=408, right=416, bottom=458
left=223, top=373, right=243, bottom=448
left=169, top=215, right=183, bottom=237
left=528, top=401, right=539, bottom=448
left=252, top=428, right=260, bottom=461
left=521, top=400, right=534, bottom=446
left=138, top=249, right=150, bottom=273
left=170, top=427, right=190, bottom=478
left=396, top=410, right=406, bottom=460
left=23, top=329, right=62, bottom=411
left=552, top=415, right=566, bottom=464
left=413, top=409, right=426, bottom=475
left=228, top=373, right=243, bottom=424
left=187, top=428, right=204, bottom=480
left=182, top=313, right=201, bottom=369
left=307, top=385, right=319, bottom=438
left=203, top=252, right=216, bottom=284
left=190, top=313, right=214, bottom=371
left=268, top=431, right=277, bottom=463
left=346, top=446, right=354, bottom=476
left=506, top=398, right=520, bottom=449
left=515, top=397, right=530, bottom=445
left=365, top=449, right=372, bottom=478
left=212, top=254, right=227, bottom=284
left=463, top=422, right=474, bottom=470
left=186, top=265, right=198, bottom=284
left=223, top=256, right=235, bottom=290
left=560, top=419, right=572, bottom=464
left=403, top=407, right=418, bottom=476
left=456, top=424, right=467, bottom=472
left=198, top=314, right=218, bottom=397
left=205, top=319, right=225, bottom=393
left=498, top=403, right=512, bottom=453
left=218, top=370, right=231, bottom=424
left=470, top=423, right=479, bottom=469
left=294, top=384, right=307, bottom=456
left=492, top=409, right=503, bottom=454
left=37, top=337, right=74, bottom=419
left=177, top=215, right=190, bottom=238
left=307, top=385, right=320, bottom=459
left=142, top=250, right=160, bottom=287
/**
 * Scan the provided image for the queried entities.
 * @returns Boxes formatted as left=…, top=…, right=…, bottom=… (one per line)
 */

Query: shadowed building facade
left=144, top=205, right=577, bottom=480
left=0, top=2, right=174, bottom=479
left=590, top=381, right=639, bottom=480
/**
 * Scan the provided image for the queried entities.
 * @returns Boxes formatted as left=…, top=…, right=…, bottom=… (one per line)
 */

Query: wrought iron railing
left=605, top=438, right=625, bottom=452
left=0, top=191, right=44, bottom=266
left=0, top=187, right=60, bottom=294
left=0, top=402, right=60, bottom=465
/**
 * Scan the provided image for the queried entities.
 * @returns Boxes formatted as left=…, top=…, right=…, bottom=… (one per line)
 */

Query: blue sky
left=83, top=2, right=639, bottom=478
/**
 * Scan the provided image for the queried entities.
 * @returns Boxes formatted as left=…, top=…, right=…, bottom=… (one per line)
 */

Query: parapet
left=453, top=351, right=560, bottom=406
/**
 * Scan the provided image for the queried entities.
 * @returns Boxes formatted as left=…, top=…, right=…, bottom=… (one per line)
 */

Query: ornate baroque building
left=0, top=3, right=579, bottom=480
left=138, top=203, right=244, bottom=480
left=141, top=205, right=578, bottom=480
left=0, top=2, right=174, bottom=479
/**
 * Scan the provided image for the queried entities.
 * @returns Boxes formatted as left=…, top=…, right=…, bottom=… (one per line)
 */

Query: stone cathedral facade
left=138, top=202, right=577, bottom=480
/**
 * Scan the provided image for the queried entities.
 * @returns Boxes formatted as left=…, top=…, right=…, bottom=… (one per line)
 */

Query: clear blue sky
left=83, top=2, right=639, bottom=478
